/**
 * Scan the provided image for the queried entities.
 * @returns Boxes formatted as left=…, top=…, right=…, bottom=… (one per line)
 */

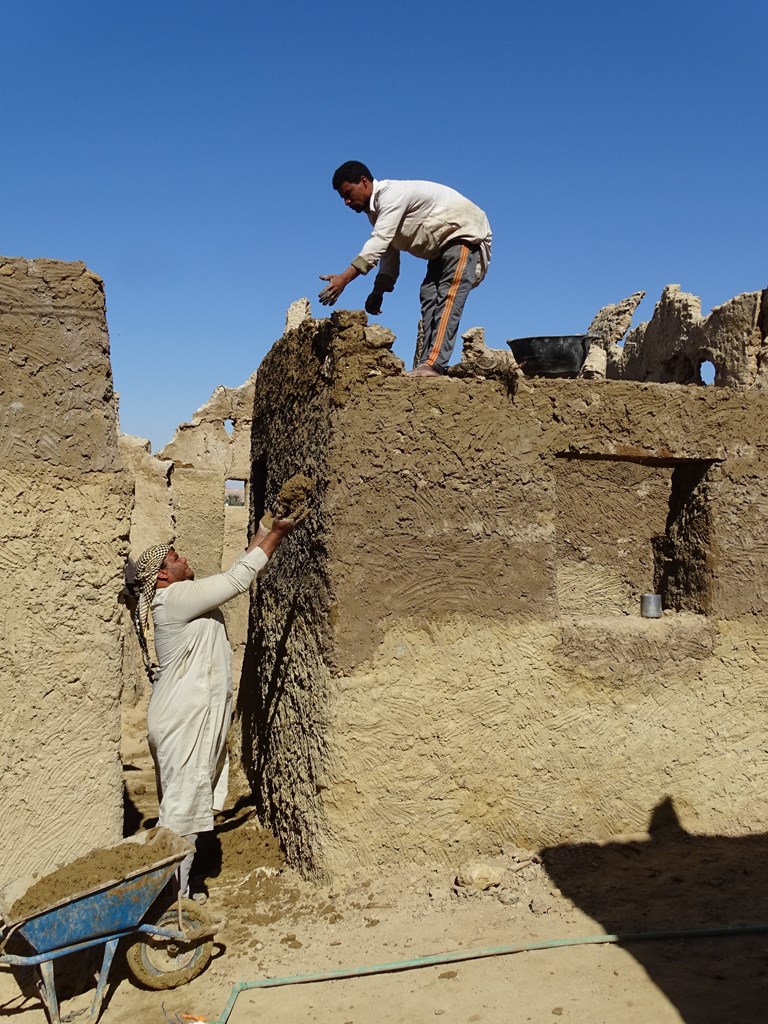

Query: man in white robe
left=133, top=518, right=293, bottom=895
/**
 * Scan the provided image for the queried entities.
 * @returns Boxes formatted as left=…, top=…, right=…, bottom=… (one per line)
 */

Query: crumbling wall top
left=159, top=373, right=256, bottom=479
left=0, top=257, right=119, bottom=471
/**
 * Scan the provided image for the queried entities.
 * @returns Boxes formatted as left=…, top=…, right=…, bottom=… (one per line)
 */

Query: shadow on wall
left=541, top=799, right=768, bottom=1024
left=237, top=588, right=300, bottom=816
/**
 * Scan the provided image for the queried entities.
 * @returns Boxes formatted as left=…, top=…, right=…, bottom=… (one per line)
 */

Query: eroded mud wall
left=249, top=310, right=768, bottom=878
left=0, top=257, right=131, bottom=880
left=156, top=378, right=255, bottom=574
left=611, top=284, right=768, bottom=386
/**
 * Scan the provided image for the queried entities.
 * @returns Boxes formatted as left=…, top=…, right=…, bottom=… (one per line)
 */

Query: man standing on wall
left=132, top=516, right=295, bottom=898
left=319, top=161, right=492, bottom=377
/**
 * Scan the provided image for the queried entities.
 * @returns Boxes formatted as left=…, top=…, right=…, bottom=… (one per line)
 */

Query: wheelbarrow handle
left=138, top=911, right=227, bottom=943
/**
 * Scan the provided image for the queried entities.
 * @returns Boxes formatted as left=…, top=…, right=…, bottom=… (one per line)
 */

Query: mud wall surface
left=0, top=257, right=131, bottom=882
left=248, top=309, right=768, bottom=879
left=242, top=315, right=337, bottom=872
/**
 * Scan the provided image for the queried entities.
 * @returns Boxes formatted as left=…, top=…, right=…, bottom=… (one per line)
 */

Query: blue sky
left=4, top=1, right=765, bottom=450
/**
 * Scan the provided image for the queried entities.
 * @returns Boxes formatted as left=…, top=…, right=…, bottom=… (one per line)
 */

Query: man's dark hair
left=332, top=161, right=373, bottom=190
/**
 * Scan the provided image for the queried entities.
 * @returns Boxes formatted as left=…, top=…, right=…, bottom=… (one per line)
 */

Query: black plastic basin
left=507, top=335, right=591, bottom=378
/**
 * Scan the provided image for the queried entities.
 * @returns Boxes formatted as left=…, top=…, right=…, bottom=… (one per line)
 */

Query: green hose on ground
left=212, top=922, right=768, bottom=1024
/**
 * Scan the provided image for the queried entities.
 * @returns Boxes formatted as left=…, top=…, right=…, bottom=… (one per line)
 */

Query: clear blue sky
left=4, top=1, right=765, bottom=450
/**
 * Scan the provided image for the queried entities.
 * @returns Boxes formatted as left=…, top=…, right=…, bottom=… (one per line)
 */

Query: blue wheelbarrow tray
left=0, top=827, right=193, bottom=1023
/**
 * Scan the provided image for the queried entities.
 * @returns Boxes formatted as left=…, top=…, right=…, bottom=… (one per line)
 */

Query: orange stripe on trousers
left=424, top=244, right=469, bottom=366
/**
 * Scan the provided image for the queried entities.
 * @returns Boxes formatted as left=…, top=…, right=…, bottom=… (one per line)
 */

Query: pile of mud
left=1, top=827, right=189, bottom=922
left=261, top=473, right=314, bottom=528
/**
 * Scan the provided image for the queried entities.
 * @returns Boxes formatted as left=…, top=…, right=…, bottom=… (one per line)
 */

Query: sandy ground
left=2, top=703, right=768, bottom=1024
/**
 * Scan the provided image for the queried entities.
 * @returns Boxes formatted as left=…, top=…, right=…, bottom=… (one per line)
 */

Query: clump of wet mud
left=2, top=828, right=188, bottom=923
left=262, top=473, right=314, bottom=527
left=276, top=473, right=314, bottom=514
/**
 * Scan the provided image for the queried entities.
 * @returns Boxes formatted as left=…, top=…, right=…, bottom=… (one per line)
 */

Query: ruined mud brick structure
left=0, top=258, right=131, bottom=880
left=245, top=291, right=768, bottom=879
left=4, top=253, right=766, bottom=888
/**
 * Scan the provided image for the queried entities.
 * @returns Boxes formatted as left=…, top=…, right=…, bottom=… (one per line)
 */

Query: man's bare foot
left=405, top=363, right=442, bottom=377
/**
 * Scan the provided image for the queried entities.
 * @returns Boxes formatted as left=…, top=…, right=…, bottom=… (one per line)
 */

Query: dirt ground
left=2, top=702, right=768, bottom=1024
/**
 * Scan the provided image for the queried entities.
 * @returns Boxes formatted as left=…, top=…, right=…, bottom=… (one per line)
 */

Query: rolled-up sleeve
left=352, top=182, right=409, bottom=276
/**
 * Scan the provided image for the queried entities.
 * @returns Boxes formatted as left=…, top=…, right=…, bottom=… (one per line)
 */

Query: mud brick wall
left=0, top=257, right=131, bottom=882
left=244, top=309, right=768, bottom=880
left=241, top=316, right=337, bottom=871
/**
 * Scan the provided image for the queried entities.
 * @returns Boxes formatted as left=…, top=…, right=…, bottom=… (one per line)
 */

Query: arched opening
left=223, top=418, right=235, bottom=435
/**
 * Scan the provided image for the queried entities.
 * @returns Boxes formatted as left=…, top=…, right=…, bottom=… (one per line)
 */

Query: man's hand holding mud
left=248, top=517, right=296, bottom=558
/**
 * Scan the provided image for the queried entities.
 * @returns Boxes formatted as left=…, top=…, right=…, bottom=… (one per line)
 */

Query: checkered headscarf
left=131, top=543, right=172, bottom=679
left=129, top=545, right=172, bottom=682
left=133, top=543, right=172, bottom=633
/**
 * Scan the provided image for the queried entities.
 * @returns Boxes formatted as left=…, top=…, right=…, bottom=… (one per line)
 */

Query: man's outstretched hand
left=249, top=516, right=297, bottom=558
left=318, top=274, right=345, bottom=306
left=318, top=265, right=360, bottom=306
left=256, top=517, right=295, bottom=558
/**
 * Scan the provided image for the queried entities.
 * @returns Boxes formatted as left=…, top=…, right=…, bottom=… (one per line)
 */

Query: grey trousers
left=414, top=242, right=480, bottom=373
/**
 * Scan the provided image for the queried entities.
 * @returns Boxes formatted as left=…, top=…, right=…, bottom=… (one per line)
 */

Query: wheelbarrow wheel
left=125, top=898, right=214, bottom=990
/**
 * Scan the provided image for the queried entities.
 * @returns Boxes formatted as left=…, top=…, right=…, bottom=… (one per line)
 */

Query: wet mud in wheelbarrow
left=0, top=827, right=223, bottom=1023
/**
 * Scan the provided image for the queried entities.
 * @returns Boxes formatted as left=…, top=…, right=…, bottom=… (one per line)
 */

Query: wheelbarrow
left=0, top=827, right=221, bottom=1024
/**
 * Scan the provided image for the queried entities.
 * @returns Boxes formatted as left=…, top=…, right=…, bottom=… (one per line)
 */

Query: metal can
left=640, top=593, right=663, bottom=618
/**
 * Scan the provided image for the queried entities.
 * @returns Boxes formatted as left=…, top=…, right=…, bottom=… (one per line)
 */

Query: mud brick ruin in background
left=2, top=254, right=768, bottom=882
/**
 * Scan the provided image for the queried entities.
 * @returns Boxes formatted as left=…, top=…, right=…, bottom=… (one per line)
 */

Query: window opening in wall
left=223, top=418, right=235, bottom=435
left=652, top=460, right=717, bottom=614
left=554, top=453, right=719, bottom=618
left=225, top=479, right=246, bottom=506
left=698, top=360, right=716, bottom=385
left=553, top=454, right=673, bottom=616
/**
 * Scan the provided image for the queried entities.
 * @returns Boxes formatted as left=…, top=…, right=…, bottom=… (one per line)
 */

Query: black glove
left=365, top=273, right=396, bottom=316
left=365, top=289, right=384, bottom=315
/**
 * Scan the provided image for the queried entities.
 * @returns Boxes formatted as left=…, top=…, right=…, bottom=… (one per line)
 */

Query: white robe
left=147, top=548, right=269, bottom=835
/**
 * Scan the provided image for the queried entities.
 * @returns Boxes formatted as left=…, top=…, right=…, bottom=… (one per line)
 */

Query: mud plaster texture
left=244, top=297, right=768, bottom=882
left=4, top=283, right=768, bottom=1022
left=0, top=257, right=131, bottom=883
